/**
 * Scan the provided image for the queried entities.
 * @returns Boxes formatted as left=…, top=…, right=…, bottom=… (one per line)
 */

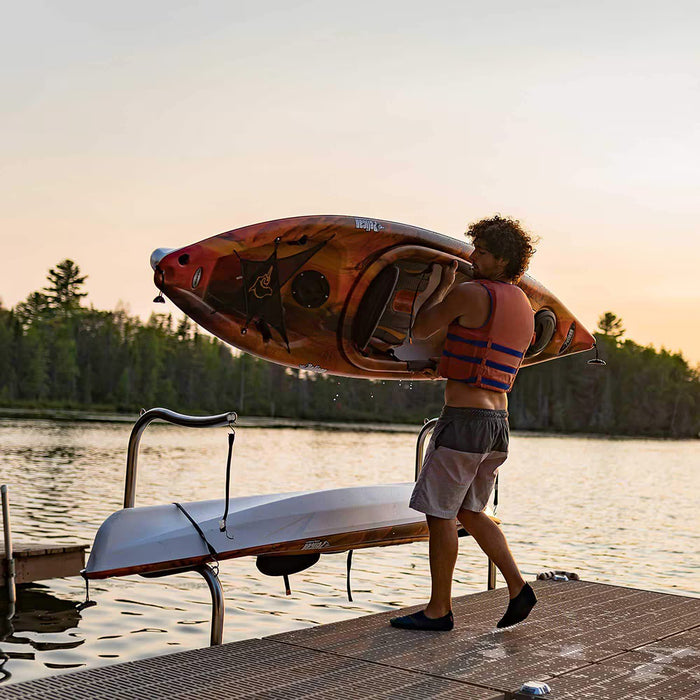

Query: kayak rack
left=120, top=407, right=237, bottom=646
left=112, top=409, right=495, bottom=647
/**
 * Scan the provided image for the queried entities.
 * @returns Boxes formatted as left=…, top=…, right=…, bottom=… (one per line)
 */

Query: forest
left=1, top=260, right=698, bottom=438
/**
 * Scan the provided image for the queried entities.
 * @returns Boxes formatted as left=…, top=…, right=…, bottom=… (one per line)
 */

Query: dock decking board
left=1, top=580, right=699, bottom=699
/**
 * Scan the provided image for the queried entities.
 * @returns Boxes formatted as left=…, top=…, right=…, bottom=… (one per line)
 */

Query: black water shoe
left=497, top=583, right=537, bottom=628
left=390, top=610, right=454, bottom=631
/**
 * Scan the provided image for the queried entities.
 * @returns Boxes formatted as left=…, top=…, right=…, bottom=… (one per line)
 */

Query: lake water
left=0, top=418, right=698, bottom=686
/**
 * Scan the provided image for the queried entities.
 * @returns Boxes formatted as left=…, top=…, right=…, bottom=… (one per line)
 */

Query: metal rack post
left=197, top=564, right=224, bottom=645
left=415, top=418, right=438, bottom=479
left=1, top=485, right=16, bottom=605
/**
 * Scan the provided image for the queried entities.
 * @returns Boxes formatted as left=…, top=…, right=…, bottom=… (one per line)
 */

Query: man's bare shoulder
left=447, top=280, right=491, bottom=328
left=457, top=279, right=489, bottom=293
left=447, top=280, right=489, bottom=303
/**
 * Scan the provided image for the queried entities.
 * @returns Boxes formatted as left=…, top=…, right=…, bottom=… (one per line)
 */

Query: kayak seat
left=367, top=261, right=434, bottom=353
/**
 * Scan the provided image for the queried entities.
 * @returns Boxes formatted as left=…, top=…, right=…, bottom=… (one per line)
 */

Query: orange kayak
left=152, top=215, right=594, bottom=379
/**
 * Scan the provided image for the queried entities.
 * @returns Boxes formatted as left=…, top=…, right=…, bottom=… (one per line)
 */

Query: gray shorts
left=409, top=406, right=509, bottom=518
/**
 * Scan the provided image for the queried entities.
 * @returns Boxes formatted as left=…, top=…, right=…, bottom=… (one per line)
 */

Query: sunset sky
left=3, top=1, right=699, bottom=364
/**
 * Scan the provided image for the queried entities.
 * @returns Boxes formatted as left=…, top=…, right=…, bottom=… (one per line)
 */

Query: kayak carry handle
left=124, top=407, right=237, bottom=508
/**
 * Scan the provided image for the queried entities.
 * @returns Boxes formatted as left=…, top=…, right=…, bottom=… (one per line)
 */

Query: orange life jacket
left=438, top=280, right=534, bottom=392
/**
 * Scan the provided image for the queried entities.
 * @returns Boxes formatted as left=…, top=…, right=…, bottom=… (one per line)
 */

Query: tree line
left=1, top=261, right=698, bottom=438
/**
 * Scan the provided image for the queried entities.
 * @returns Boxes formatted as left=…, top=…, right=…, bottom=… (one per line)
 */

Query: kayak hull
left=153, top=215, right=595, bottom=378
left=85, top=483, right=435, bottom=579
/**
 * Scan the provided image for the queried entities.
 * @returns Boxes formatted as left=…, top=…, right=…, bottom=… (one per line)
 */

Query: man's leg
left=458, top=508, right=536, bottom=627
left=389, top=513, right=456, bottom=630
left=424, top=514, right=458, bottom=618
left=457, top=509, right=524, bottom=597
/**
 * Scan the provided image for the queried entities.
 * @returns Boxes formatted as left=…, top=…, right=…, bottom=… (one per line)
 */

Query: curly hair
left=465, top=215, right=538, bottom=282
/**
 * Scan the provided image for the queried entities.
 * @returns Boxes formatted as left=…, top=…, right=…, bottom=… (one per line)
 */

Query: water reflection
left=0, top=584, right=86, bottom=683
left=1, top=585, right=82, bottom=637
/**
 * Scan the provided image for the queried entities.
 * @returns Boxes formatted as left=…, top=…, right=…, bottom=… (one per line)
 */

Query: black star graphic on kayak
left=204, top=238, right=330, bottom=351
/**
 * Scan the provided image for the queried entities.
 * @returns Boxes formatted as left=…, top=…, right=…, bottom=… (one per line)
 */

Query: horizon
left=3, top=1, right=699, bottom=364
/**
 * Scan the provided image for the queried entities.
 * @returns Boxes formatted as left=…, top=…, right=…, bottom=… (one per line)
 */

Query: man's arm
left=412, top=261, right=457, bottom=340
left=412, top=262, right=491, bottom=340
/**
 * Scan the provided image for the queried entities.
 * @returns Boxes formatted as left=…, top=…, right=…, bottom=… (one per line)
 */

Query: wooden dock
left=1, top=542, right=88, bottom=587
left=1, top=579, right=699, bottom=699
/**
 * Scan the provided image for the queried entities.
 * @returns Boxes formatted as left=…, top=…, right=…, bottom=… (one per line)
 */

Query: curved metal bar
left=124, top=408, right=237, bottom=508
left=415, top=417, right=438, bottom=480
left=196, top=564, right=225, bottom=646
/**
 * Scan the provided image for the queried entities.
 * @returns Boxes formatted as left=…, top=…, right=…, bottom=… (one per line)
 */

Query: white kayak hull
left=85, top=483, right=431, bottom=579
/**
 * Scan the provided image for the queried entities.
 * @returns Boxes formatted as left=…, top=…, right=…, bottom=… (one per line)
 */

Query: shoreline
left=0, top=406, right=694, bottom=440
left=0, top=406, right=418, bottom=433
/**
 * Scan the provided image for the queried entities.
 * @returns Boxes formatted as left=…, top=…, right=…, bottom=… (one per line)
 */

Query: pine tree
left=49, top=325, right=79, bottom=401
left=597, top=311, right=625, bottom=340
left=14, top=291, right=51, bottom=328
left=44, top=259, right=88, bottom=315
left=0, top=304, right=18, bottom=399
left=18, top=325, right=48, bottom=400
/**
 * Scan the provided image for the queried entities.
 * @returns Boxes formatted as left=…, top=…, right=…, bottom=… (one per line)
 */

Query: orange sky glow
left=3, top=1, right=699, bottom=365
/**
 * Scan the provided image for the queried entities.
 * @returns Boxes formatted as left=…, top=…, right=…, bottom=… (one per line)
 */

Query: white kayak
left=85, top=483, right=435, bottom=579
